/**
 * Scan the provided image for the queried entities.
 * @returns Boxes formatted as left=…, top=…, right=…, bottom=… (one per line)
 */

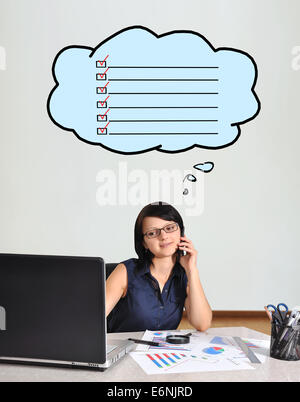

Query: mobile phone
left=177, top=226, right=186, bottom=257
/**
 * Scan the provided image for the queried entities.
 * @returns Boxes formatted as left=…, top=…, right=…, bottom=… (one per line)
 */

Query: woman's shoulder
left=118, top=258, right=142, bottom=275
left=119, top=258, right=139, bottom=269
left=119, top=258, right=148, bottom=280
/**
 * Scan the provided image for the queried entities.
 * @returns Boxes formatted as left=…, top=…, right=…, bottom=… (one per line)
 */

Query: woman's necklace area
left=150, top=264, right=173, bottom=292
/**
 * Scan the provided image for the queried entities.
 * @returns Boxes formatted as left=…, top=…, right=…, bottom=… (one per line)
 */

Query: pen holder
left=270, top=322, right=300, bottom=361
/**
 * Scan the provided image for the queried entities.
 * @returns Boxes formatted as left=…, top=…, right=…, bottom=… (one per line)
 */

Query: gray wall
left=0, top=0, right=299, bottom=309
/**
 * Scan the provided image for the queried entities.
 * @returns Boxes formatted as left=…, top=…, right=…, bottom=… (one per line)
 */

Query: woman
left=106, top=201, right=212, bottom=332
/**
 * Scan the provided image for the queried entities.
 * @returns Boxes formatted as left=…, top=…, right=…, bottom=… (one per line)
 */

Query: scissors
left=286, top=306, right=300, bottom=327
left=266, top=303, right=289, bottom=324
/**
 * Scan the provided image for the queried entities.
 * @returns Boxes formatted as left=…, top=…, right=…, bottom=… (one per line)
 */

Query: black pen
left=128, top=338, right=160, bottom=347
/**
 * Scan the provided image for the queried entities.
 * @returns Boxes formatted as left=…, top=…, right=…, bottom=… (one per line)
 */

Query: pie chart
left=203, top=346, right=225, bottom=355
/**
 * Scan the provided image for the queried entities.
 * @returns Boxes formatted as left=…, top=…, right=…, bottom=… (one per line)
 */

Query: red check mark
left=99, top=82, right=110, bottom=92
left=98, top=108, right=110, bottom=119
left=97, top=55, right=109, bottom=66
left=98, top=121, right=110, bottom=133
left=98, top=95, right=110, bottom=107
left=98, top=67, right=109, bottom=79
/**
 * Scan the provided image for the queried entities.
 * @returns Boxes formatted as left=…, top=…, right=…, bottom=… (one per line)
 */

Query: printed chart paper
left=130, top=330, right=269, bottom=375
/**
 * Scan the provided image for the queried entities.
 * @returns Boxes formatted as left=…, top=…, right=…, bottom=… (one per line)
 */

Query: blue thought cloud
left=47, top=26, right=260, bottom=154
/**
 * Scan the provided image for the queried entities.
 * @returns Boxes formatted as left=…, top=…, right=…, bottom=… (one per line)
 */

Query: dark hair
left=134, top=201, right=184, bottom=268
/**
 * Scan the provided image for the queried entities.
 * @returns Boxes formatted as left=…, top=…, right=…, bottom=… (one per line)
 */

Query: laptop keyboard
left=106, top=344, right=117, bottom=354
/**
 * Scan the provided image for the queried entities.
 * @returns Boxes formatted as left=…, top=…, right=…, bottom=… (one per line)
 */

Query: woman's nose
left=159, top=229, right=168, bottom=239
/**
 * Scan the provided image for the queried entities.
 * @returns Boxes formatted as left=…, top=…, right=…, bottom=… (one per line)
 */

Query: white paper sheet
left=130, top=330, right=269, bottom=375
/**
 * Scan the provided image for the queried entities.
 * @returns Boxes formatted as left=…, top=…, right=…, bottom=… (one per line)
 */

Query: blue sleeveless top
left=107, top=258, right=188, bottom=333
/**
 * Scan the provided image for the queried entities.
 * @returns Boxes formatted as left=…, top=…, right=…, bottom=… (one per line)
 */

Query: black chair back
left=105, top=263, right=118, bottom=333
left=105, top=263, right=118, bottom=279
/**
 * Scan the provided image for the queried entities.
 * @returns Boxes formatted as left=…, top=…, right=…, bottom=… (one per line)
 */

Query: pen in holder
left=270, top=321, right=300, bottom=361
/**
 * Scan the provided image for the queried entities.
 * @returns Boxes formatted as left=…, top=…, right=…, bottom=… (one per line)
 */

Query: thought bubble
left=47, top=26, right=260, bottom=155
left=194, top=162, right=214, bottom=173
left=183, top=173, right=197, bottom=195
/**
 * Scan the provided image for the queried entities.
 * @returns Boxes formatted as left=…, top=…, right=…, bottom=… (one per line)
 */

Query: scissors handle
left=266, top=304, right=288, bottom=324
left=277, top=303, right=289, bottom=312
left=266, top=304, right=277, bottom=312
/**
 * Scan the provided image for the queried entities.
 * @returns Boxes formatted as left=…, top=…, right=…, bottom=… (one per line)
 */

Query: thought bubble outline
left=47, top=25, right=260, bottom=155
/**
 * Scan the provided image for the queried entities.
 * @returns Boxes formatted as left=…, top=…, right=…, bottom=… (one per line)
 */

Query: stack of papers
left=130, top=330, right=270, bottom=375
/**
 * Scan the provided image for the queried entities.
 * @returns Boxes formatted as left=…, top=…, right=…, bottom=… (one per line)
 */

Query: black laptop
left=0, top=254, right=134, bottom=370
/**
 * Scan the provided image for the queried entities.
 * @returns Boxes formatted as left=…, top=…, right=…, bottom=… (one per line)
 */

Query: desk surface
left=0, top=327, right=300, bottom=382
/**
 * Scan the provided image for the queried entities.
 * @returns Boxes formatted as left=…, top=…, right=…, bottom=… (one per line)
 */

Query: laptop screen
left=0, top=254, right=106, bottom=364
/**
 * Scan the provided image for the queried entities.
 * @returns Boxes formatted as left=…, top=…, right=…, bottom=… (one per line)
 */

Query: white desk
left=0, top=327, right=299, bottom=382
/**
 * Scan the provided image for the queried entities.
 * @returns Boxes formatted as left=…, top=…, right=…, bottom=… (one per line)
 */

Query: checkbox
left=96, top=74, right=107, bottom=80
left=96, top=61, right=106, bottom=68
left=97, top=102, right=107, bottom=108
left=97, top=115, right=107, bottom=122
left=97, top=128, right=107, bottom=135
left=97, top=87, right=107, bottom=94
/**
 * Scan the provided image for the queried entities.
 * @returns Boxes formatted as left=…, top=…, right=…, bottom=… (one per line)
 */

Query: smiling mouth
left=160, top=242, right=172, bottom=248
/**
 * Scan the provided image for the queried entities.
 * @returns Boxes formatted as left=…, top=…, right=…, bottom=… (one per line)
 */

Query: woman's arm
left=179, top=236, right=212, bottom=331
left=105, top=263, right=128, bottom=317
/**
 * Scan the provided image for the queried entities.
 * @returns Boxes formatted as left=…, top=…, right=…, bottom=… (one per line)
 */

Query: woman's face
left=142, top=216, right=181, bottom=258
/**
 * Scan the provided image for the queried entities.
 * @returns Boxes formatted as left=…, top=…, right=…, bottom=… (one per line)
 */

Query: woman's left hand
left=178, top=235, right=198, bottom=274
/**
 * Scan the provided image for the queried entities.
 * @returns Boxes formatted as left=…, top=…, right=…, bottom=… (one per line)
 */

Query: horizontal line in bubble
left=109, top=106, right=218, bottom=109
left=109, top=120, right=218, bottom=122
left=109, top=79, right=219, bottom=81
left=108, top=66, right=219, bottom=69
left=109, top=92, right=219, bottom=95
left=108, top=132, right=219, bottom=135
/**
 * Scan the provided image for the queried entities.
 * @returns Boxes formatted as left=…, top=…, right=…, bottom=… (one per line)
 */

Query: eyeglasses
left=143, top=223, right=179, bottom=239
